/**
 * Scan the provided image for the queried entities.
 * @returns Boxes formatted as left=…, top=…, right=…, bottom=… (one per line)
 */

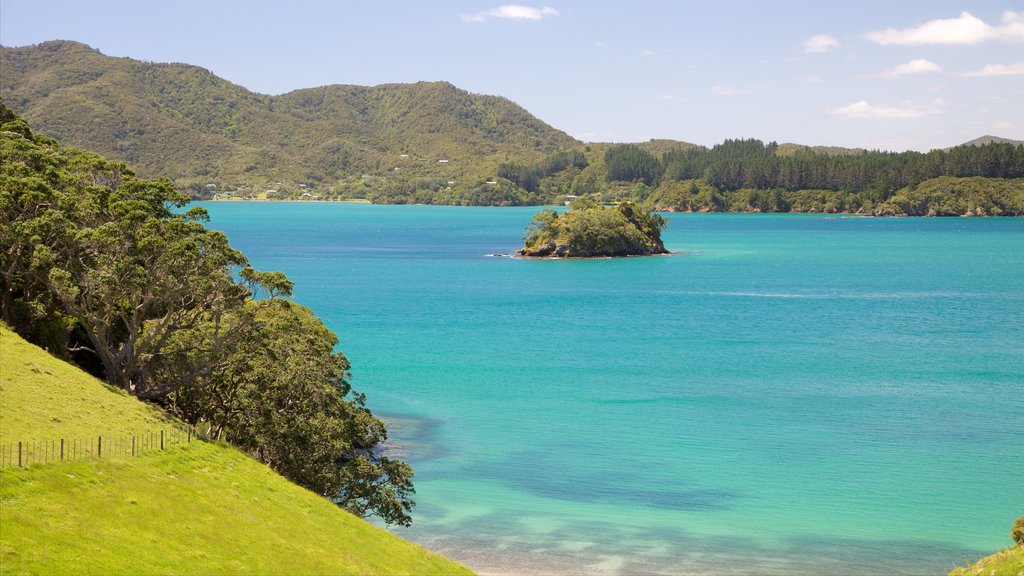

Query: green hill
left=3, top=40, right=1021, bottom=212
left=953, top=135, right=1024, bottom=149
left=0, top=324, right=472, bottom=575
left=0, top=40, right=577, bottom=194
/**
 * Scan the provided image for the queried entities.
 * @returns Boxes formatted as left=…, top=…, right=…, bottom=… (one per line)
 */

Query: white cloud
left=461, top=5, right=559, bottom=23
left=805, top=34, right=840, bottom=53
left=961, top=61, right=1024, bottom=77
left=867, top=10, right=1024, bottom=45
left=640, top=49, right=656, bottom=56
left=827, top=99, right=945, bottom=119
left=882, top=58, right=943, bottom=78
left=804, top=74, right=824, bottom=83
left=712, top=85, right=740, bottom=96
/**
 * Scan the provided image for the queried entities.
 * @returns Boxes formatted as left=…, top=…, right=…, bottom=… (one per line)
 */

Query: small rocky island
left=520, top=199, right=669, bottom=257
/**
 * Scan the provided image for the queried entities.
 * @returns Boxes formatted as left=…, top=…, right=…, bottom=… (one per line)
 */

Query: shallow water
left=199, top=203, right=1024, bottom=575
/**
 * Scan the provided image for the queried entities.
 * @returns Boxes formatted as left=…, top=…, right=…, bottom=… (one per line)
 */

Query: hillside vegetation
left=2, top=40, right=1023, bottom=214
left=0, top=40, right=575, bottom=198
left=0, top=325, right=472, bottom=575
left=1, top=102, right=416, bottom=526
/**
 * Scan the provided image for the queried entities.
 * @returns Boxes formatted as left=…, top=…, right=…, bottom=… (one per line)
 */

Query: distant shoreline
left=200, top=199, right=1021, bottom=217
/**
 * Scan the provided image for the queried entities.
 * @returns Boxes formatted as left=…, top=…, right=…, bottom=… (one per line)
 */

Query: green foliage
left=516, top=149, right=591, bottom=194
left=875, top=176, right=1024, bottom=216
left=605, top=144, right=663, bottom=185
left=521, top=201, right=667, bottom=257
left=1, top=106, right=250, bottom=394
left=154, top=299, right=415, bottom=526
left=523, top=208, right=560, bottom=249
left=1, top=107, right=416, bottom=526
left=666, top=138, right=1024, bottom=195
left=0, top=99, right=17, bottom=124
left=646, top=179, right=725, bottom=212
left=644, top=176, right=1023, bottom=216
left=1013, top=516, right=1024, bottom=545
left=540, top=149, right=588, bottom=174
left=497, top=162, right=542, bottom=192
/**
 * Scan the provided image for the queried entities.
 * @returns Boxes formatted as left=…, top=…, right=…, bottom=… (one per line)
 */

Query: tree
left=605, top=145, right=663, bottom=185
left=155, top=298, right=416, bottom=526
left=2, top=105, right=250, bottom=394
left=1, top=110, right=79, bottom=352
left=40, top=177, right=250, bottom=397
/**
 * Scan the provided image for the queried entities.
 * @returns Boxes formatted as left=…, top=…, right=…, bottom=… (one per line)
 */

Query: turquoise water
left=199, top=203, right=1023, bottom=575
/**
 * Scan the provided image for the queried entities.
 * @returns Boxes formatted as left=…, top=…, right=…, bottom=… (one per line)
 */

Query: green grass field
left=0, top=326, right=179, bottom=443
left=0, top=325, right=473, bottom=575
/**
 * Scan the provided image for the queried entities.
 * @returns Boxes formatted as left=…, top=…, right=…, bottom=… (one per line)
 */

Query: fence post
left=98, top=436, right=102, bottom=458
left=161, top=430, right=164, bottom=450
left=132, top=435, right=136, bottom=456
left=60, top=439, right=64, bottom=461
left=188, top=427, right=191, bottom=443
left=18, top=441, right=22, bottom=467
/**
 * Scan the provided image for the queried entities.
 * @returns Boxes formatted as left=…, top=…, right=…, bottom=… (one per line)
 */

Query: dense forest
left=614, top=140, right=1024, bottom=216
left=2, top=40, right=1023, bottom=215
left=0, top=101, right=416, bottom=526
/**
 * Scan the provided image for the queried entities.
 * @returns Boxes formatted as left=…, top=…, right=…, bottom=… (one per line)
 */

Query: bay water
left=198, top=202, right=1023, bottom=575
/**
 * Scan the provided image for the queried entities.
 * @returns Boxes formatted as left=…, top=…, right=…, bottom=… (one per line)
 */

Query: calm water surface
left=200, top=202, right=1023, bottom=575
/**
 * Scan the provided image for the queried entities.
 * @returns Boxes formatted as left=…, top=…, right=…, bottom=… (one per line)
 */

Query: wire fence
left=0, top=426, right=197, bottom=469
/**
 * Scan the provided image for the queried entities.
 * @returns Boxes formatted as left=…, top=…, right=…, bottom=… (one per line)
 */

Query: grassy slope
left=0, top=325, right=472, bottom=575
left=949, top=545, right=1024, bottom=576
left=0, top=326, right=179, bottom=441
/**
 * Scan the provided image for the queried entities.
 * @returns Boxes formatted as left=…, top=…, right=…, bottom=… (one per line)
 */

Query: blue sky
left=2, top=0, right=1022, bottom=151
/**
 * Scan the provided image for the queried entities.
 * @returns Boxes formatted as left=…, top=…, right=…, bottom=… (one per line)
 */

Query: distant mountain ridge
left=953, top=135, right=1024, bottom=148
left=1, top=40, right=1021, bottom=209
left=0, top=40, right=577, bottom=189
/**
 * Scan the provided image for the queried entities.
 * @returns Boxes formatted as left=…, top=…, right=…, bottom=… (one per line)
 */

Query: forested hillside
left=2, top=40, right=1023, bottom=214
left=639, top=139, right=1024, bottom=215
left=0, top=40, right=576, bottom=200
